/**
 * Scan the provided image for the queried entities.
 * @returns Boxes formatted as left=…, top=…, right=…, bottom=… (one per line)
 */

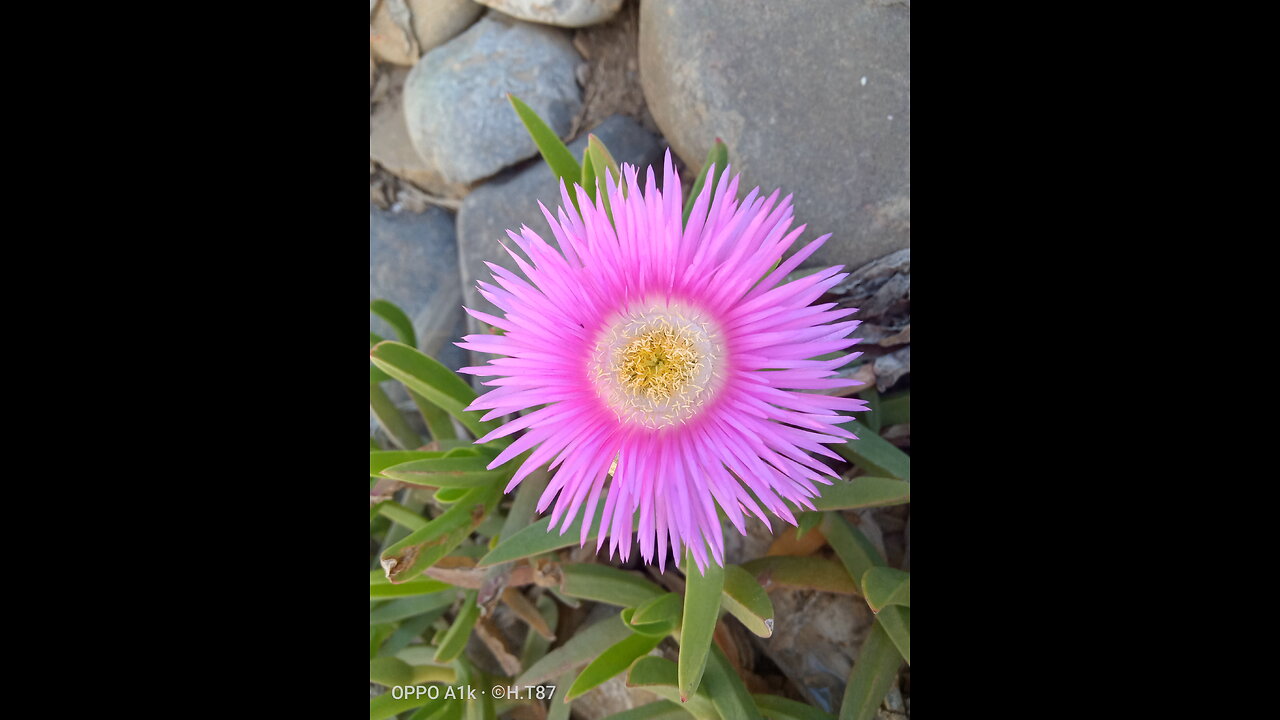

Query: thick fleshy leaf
left=380, top=612, right=443, bottom=656
left=880, top=390, right=909, bottom=426
left=630, top=592, right=683, bottom=631
left=820, top=512, right=885, bottom=590
left=585, top=134, right=621, bottom=222
left=721, top=564, right=775, bottom=637
left=566, top=631, right=663, bottom=700
left=678, top=548, right=724, bottom=701
left=377, top=501, right=429, bottom=532
left=380, top=483, right=501, bottom=582
left=581, top=147, right=596, bottom=200
left=381, top=455, right=511, bottom=488
left=370, top=382, right=422, bottom=450
left=836, top=420, right=911, bottom=481
left=371, top=450, right=445, bottom=477
left=434, top=591, right=479, bottom=663
left=371, top=299, right=417, bottom=348
left=861, top=567, right=910, bottom=611
left=517, top=614, right=631, bottom=685
left=703, top=645, right=763, bottom=720
left=560, top=563, right=665, bottom=608
left=508, top=94, right=581, bottom=211
left=369, top=341, right=497, bottom=440
left=875, top=605, right=910, bottom=665
left=627, top=656, right=717, bottom=720
left=370, top=570, right=450, bottom=599
left=370, top=690, right=444, bottom=720
left=412, top=391, right=459, bottom=442
left=837, top=619, right=903, bottom=720
left=753, top=694, right=836, bottom=720
left=371, top=331, right=393, bottom=384
left=812, top=477, right=911, bottom=511
left=477, top=503, right=636, bottom=567
left=682, top=138, right=729, bottom=227
left=370, top=592, right=457, bottom=624
left=741, top=556, right=860, bottom=595
left=370, top=656, right=414, bottom=686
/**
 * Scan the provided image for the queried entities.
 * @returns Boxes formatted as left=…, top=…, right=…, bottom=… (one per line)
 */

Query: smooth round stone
left=639, top=0, right=911, bottom=271
left=403, top=13, right=582, bottom=185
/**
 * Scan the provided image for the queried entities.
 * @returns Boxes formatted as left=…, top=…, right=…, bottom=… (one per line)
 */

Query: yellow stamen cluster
left=617, top=326, right=700, bottom=403
left=590, top=300, right=724, bottom=429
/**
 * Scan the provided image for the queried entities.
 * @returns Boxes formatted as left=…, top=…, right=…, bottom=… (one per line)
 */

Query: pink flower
left=459, top=151, right=867, bottom=573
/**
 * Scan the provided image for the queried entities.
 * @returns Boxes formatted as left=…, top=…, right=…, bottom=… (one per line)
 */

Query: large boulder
left=639, top=0, right=910, bottom=271
left=403, top=13, right=582, bottom=185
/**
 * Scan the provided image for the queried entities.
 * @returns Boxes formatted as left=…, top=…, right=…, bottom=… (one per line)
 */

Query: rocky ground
left=370, top=1, right=910, bottom=717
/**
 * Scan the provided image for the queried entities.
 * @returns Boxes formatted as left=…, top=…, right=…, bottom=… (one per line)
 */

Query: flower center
left=618, top=327, right=700, bottom=401
left=591, top=301, right=724, bottom=429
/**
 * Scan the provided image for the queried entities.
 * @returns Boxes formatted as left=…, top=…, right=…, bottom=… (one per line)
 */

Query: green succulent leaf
left=433, top=591, right=479, bottom=663
left=560, top=563, right=665, bottom=608
left=627, top=656, right=718, bottom=720
left=740, top=556, right=860, bottom=595
left=371, top=299, right=417, bottom=349
left=838, top=619, right=904, bottom=720
left=820, top=512, right=885, bottom=592
left=861, top=567, right=910, bottom=612
left=380, top=483, right=500, bottom=582
left=811, top=477, right=911, bottom=511
left=370, top=656, right=414, bottom=687
left=566, top=631, right=663, bottom=700
left=702, top=645, right=763, bottom=720
left=370, top=382, right=422, bottom=450
left=369, top=570, right=450, bottom=599
left=880, top=390, right=910, bottom=426
left=517, top=614, right=632, bottom=685
left=753, top=694, right=837, bottom=720
left=682, top=139, right=729, bottom=227
left=370, top=592, right=457, bottom=625
left=380, top=455, right=511, bottom=488
left=721, top=564, right=775, bottom=638
left=369, top=340, right=498, bottom=440
left=371, top=450, right=445, bottom=477
left=836, top=420, right=910, bottom=481
left=377, top=501, right=429, bottom=532
left=630, top=592, right=684, bottom=631
left=478, top=504, right=638, bottom=566
left=508, top=94, right=581, bottom=212
left=876, top=605, right=910, bottom=665
left=678, top=549, right=724, bottom=701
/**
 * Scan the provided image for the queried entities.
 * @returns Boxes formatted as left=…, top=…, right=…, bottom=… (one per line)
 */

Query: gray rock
left=369, top=203, right=468, bottom=373
left=455, top=114, right=665, bottom=365
left=403, top=13, right=582, bottom=185
left=639, top=0, right=910, bottom=271
left=370, top=0, right=420, bottom=66
left=475, top=0, right=622, bottom=27
left=370, top=67, right=469, bottom=199
left=409, top=0, right=484, bottom=54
